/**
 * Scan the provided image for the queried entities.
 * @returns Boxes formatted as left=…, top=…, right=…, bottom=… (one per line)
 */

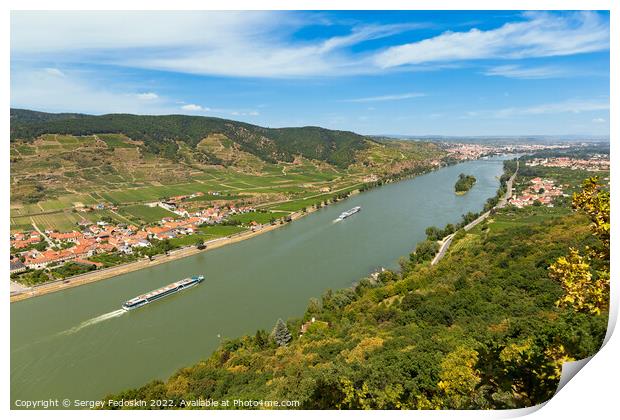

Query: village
left=508, top=177, right=567, bottom=208
left=10, top=195, right=259, bottom=280
left=525, top=155, right=610, bottom=171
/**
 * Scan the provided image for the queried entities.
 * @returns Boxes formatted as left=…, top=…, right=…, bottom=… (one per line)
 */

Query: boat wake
left=59, top=309, right=126, bottom=335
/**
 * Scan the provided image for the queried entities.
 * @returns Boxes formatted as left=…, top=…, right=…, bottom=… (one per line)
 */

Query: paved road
left=431, top=161, right=519, bottom=266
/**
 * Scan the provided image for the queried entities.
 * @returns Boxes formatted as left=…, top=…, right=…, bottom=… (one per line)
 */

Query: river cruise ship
left=336, top=206, right=361, bottom=221
left=122, top=275, right=205, bottom=310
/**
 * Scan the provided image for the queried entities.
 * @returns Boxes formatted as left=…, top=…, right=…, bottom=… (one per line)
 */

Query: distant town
left=525, top=155, right=610, bottom=171
left=443, top=142, right=571, bottom=161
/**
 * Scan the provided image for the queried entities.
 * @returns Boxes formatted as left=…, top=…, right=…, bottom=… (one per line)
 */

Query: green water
left=10, top=156, right=511, bottom=406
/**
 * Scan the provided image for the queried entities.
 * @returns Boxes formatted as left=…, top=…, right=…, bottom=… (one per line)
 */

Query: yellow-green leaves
left=549, top=177, right=610, bottom=315
left=436, top=347, right=481, bottom=409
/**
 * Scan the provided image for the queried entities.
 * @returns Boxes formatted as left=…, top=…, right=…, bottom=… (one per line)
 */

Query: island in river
left=454, top=173, right=477, bottom=194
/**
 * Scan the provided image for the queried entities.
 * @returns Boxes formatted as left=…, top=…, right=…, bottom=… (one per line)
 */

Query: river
left=10, top=155, right=513, bottom=406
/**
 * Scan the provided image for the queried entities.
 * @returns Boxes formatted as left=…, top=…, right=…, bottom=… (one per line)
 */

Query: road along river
left=10, top=155, right=514, bottom=406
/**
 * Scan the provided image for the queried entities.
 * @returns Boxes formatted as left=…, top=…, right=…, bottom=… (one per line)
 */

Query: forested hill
left=10, top=109, right=373, bottom=167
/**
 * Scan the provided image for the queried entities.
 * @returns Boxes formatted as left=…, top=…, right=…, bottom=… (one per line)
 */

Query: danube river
left=11, top=156, right=513, bottom=406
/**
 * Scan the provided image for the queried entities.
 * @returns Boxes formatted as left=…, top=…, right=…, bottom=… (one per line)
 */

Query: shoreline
left=9, top=158, right=493, bottom=303
left=9, top=197, right=340, bottom=303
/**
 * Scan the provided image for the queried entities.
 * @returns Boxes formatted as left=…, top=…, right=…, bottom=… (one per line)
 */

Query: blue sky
left=10, top=11, right=609, bottom=136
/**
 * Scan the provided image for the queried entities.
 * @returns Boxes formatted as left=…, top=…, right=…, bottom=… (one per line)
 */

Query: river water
left=10, top=156, right=512, bottom=406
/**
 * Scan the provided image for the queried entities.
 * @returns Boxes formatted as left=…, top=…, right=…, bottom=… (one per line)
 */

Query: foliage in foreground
left=102, top=179, right=609, bottom=410
left=549, top=177, right=610, bottom=315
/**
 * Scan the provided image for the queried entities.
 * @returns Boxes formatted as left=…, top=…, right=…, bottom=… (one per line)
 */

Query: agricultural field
left=118, top=205, right=177, bottom=223
left=228, top=211, right=279, bottom=225
left=168, top=225, right=247, bottom=247
left=10, top=131, right=445, bottom=232
left=24, top=212, right=84, bottom=232
left=477, top=206, right=572, bottom=234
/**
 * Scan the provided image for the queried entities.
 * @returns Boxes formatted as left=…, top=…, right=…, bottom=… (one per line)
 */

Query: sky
left=10, top=10, right=610, bottom=136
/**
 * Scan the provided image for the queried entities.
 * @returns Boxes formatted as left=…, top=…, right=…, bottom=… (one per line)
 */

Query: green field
left=228, top=211, right=278, bottom=225
left=168, top=225, right=247, bottom=247
left=97, top=134, right=135, bottom=148
left=118, top=205, right=177, bottom=223
left=27, top=212, right=84, bottom=232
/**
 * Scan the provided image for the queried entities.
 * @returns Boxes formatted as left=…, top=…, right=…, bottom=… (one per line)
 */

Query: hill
left=10, top=109, right=373, bottom=168
left=101, top=177, right=609, bottom=409
left=10, top=109, right=445, bottom=233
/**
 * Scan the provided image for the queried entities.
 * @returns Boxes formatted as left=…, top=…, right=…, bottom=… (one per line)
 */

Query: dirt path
left=30, top=221, right=54, bottom=247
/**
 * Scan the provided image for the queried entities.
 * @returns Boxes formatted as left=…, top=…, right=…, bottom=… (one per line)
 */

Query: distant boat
left=122, top=275, right=204, bottom=311
left=336, top=206, right=361, bottom=222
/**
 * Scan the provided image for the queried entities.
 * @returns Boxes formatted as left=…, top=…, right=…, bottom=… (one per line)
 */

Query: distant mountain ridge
left=11, top=109, right=374, bottom=167
left=10, top=108, right=374, bottom=168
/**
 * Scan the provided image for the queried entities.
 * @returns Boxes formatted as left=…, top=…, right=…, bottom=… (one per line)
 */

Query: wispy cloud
left=483, top=64, right=566, bottom=79
left=180, top=103, right=260, bottom=117
left=44, top=67, right=65, bottom=77
left=11, top=67, right=172, bottom=115
left=592, top=118, right=606, bottom=123
left=11, top=12, right=423, bottom=78
left=375, top=11, right=609, bottom=69
left=341, top=92, right=425, bottom=103
left=496, top=99, right=609, bottom=117
left=463, top=98, right=610, bottom=119
left=11, top=11, right=608, bottom=79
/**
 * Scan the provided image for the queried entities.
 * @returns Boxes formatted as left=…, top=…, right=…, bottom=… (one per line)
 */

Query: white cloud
left=592, top=118, right=606, bottom=123
left=44, top=67, right=65, bottom=77
left=181, top=104, right=208, bottom=112
left=483, top=64, right=566, bottom=79
left=374, top=11, right=609, bottom=68
left=136, top=92, right=159, bottom=100
left=180, top=104, right=259, bottom=118
left=341, top=92, right=425, bottom=103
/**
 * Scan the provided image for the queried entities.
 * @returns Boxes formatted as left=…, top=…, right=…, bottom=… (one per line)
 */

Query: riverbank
left=12, top=155, right=513, bottom=405
left=7, top=161, right=474, bottom=303
left=10, top=201, right=333, bottom=303
left=431, top=161, right=519, bottom=265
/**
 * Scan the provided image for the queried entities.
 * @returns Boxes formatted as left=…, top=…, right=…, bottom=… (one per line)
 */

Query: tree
left=271, top=318, right=292, bottom=347
left=572, top=176, right=610, bottom=260
left=549, top=177, right=609, bottom=315
left=425, top=226, right=441, bottom=241
left=410, top=240, right=440, bottom=264
left=435, top=346, right=482, bottom=409
left=195, top=239, right=206, bottom=250
left=253, top=329, right=269, bottom=349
